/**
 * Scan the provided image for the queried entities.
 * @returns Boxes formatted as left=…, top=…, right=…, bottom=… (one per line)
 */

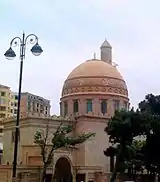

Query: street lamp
left=4, top=32, right=43, bottom=182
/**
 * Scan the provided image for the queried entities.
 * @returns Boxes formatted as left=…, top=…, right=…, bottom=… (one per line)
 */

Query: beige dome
left=67, top=59, right=122, bottom=80
left=61, top=59, right=128, bottom=98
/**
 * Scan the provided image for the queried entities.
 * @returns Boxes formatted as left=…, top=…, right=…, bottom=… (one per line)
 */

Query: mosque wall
left=75, top=116, right=110, bottom=173
left=2, top=117, right=73, bottom=165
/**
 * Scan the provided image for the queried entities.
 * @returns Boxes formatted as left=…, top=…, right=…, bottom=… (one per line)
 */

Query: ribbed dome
left=61, top=59, right=128, bottom=98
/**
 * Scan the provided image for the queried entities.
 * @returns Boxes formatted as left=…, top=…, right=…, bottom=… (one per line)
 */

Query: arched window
left=87, top=99, right=92, bottom=113
left=73, top=100, right=79, bottom=113
left=113, top=100, right=120, bottom=111
left=101, top=100, right=107, bottom=115
left=123, top=101, right=128, bottom=110
left=64, top=101, right=68, bottom=116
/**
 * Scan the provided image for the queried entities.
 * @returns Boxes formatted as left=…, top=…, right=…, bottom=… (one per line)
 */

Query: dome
left=67, top=59, right=122, bottom=80
left=61, top=59, right=128, bottom=98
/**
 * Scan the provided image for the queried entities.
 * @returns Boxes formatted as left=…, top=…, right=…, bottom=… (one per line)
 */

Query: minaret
left=100, top=38, right=112, bottom=64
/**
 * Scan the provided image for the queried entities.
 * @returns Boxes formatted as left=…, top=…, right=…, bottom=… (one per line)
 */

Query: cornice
left=65, top=75, right=125, bottom=82
left=3, top=116, right=75, bottom=130
left=61, top=90, right=129, bottom=100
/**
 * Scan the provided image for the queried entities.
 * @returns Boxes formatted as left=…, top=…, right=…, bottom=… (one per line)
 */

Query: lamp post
left=4, top=32, right=43, bottom=182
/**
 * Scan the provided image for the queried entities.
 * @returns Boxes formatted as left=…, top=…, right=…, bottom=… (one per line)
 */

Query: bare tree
left=34, top=121, right=95, bottom=182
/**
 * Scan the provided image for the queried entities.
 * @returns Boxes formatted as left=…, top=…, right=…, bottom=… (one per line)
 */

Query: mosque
left=1, top=39, right=129, bottom=182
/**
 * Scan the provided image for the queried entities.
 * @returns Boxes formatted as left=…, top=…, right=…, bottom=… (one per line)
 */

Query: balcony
left=0, top=106, right=6, bottom=112
left=0, top=104, right=7, bottom=108
left=0, top=113, right=6, bottom=118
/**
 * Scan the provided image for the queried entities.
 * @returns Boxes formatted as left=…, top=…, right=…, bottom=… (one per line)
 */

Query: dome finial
left=93, top=52, right=96, bottom=59
left=100, top=38, right=112, bottom=64
left=101, top=38, right=111, bottom=48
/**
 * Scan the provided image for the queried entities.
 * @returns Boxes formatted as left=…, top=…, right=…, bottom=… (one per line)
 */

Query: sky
left=0, top=0, right=160, bottom=114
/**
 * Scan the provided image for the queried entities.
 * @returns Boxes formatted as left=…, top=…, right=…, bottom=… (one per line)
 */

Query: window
left=64, top=101, right=68, bottom=116
left=14, top=103, right=17, bottom=107
left=73, top=100, right=79, bottom=113
left=87, top=99, right=92, bottom=113
left=15, top=95, right=18, bottom=100
left=1, top=92, right=5, bottom=97
left=40, top=105, right=44, bottom=113
left=0, top=98, right=6, bottom=105
left=14, top=109, right=17, bottom=114
left=32, top=102, right=35, bottom=111
left=28, top=101, right=31, bottom=111
left=101, top=100, right=107, bottom=115
left=113, top=100, right=120, bottom=111
left=0, top=128, right=3, bottom=133
left=123, top=101, right=128, bottom=110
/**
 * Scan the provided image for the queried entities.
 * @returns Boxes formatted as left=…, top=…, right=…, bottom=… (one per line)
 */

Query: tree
left=124, top=139, right=145, bottom=180
left=104, top=146, right=117, bottom=172
left=139, top=94, right=160, bottom=175
left=34, top=122, right=95, bottom=182
left=104, top=109, right=152, bottom=182
left=104, top=110, right=138, bottom=182
left=105, top=94, right=160, bottom=182
left=139, top=93, right=160, bottom=115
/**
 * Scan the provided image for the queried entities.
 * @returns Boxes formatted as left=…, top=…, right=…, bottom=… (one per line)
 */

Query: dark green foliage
left=105, top=94, right=160, bottom=182
left=139, top=93, right=160, bottom=114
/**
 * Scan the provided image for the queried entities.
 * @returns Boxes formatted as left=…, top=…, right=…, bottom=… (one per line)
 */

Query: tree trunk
left=110, top=144, right=123, bottom=182
left=110, top=156, right=114, bottom=172
left=42, top=165, right=47, bottom=182
left=128, top=167, right=132, bottom=180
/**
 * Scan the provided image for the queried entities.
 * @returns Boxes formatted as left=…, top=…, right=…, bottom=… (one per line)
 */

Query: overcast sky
left=0, top=0, right=160, bottom=114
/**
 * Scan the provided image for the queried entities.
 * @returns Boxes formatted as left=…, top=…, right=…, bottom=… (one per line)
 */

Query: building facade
left=2, top=39, right=129, bottom=182
left=10, top=92, right=18, bottom=117
left=0, top=85, right=11, bottom=119
left=20, top=92, right=50, bottom=117
left=0, top=88, right=51, bottom=119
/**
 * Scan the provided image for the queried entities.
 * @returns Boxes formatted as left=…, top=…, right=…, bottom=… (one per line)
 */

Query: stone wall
left=0, top=165, right=42, bottom=182
left=0, top=165, right=12, bottom=182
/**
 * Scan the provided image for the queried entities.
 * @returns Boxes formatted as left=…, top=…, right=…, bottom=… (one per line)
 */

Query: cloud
left=1, top=0, right=160, bottom=114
